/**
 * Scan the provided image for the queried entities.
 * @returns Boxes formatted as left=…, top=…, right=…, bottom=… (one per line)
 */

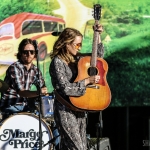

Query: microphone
left=32, top=40, right=39, bottom=54
left=52, top=32, right=61, bottom=36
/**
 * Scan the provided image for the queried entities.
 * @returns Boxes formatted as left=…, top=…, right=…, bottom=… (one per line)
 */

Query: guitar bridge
left=87, top=84, right=100, bottom=89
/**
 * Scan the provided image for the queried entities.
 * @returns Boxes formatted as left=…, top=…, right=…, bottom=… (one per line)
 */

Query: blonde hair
left=50, top=28, right=83, bottom=63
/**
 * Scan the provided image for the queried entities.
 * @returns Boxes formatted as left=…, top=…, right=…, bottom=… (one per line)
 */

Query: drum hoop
left=0, top=112, right=53, bottom=150
left=0, top=112, right=53, bottom=138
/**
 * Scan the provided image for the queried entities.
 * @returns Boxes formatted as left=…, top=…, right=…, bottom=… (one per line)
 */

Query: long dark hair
left=16, top=38, right=36, bottom=60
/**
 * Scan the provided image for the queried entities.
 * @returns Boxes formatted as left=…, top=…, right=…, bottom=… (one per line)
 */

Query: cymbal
left=0, top=79, right=9, bottom=92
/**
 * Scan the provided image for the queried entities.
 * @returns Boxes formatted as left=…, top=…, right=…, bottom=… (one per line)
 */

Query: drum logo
left=0, top=129, right=48, bottom=148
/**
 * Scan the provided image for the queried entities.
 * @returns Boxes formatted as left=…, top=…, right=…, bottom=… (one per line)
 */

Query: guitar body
left=69, top=4, right=111, bottom=111
left=69, top=56, right=111, bottom=111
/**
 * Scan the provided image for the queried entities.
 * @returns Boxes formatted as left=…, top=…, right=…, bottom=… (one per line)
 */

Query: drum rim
left=1, top=112, right=53, bottom=133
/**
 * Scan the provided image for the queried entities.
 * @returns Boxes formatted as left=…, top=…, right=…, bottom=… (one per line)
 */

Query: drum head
left=0, top=113, right=53, bottom=150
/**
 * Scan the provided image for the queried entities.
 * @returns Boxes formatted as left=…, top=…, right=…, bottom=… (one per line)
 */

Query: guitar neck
left=91, top=20, right=100, bottom=67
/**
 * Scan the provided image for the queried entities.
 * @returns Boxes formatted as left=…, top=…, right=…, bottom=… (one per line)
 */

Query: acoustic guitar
left=69, top=4, right=111, bottom=111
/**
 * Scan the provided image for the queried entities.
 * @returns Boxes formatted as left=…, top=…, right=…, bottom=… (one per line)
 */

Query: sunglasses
left=22, top=50, right=36, bottom=55
left=72, top=43, right=82, bottom=50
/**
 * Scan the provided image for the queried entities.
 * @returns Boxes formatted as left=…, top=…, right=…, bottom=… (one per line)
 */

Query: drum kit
left=0, top=79, right=57, bottom=150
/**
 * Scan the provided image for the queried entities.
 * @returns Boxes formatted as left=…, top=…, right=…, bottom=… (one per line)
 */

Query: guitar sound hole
left=88, top=67, right=98, bottom=76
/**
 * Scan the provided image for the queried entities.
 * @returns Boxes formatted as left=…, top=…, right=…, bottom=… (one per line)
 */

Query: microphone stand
left=33, top=40, right=43, bottom=150
left=96, top=111, right=103, bottom=150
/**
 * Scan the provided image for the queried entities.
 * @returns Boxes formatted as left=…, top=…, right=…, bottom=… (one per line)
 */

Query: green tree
left=0, top=0, right=56, bottom=22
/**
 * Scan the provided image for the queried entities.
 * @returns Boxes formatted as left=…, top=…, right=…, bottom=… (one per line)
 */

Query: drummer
left=0, top=38, right=48, bottom=119
left=0, top=38, right=61, bottom=150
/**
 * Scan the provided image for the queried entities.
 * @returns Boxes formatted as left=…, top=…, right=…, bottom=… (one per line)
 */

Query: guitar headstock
left=93, top=4, right=101, bottom=21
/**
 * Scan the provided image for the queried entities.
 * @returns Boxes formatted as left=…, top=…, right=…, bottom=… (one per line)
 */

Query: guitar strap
left=53, top=90, right=84, bottom=112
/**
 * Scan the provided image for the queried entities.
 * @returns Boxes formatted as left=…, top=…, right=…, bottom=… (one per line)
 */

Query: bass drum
left=0, top=113, right=53, bottom=150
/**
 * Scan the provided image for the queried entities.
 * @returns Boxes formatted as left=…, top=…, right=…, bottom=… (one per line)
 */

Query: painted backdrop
left=0, top=0, right=150, bottom=106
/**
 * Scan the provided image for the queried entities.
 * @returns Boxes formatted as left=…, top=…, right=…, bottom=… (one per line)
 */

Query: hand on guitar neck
left=93, top=24, right=104, bottom=43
